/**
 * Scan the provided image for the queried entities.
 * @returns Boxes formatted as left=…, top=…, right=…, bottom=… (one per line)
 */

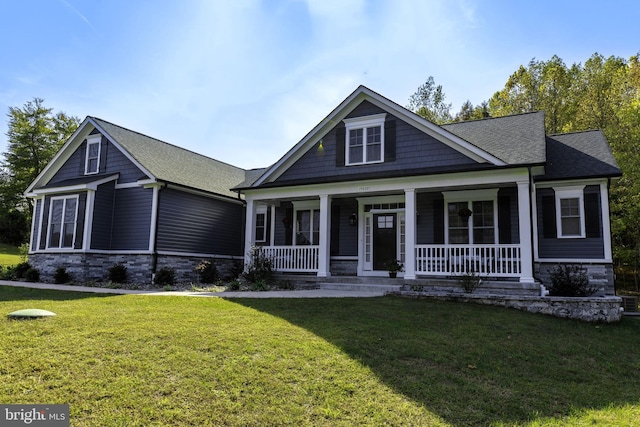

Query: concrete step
left=318, top=282, right=403, bottom=293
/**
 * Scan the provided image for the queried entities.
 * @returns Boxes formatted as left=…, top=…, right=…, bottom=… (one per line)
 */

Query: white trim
left=26, top=174, right=120, bottom=197
left=553, top=186, right=586, bottom=239
left=156, top=251, right=243, bottom=260
left=84, top=134, right=102, bottom=175
left=164, top=183, right=245, bottom=204
left=148, top=185, right=160, bottom=252
left=600, top=182, right=613, bottom=260
left=443, top=189, right=499, bottom=245
left=255, top=205, right=268, bottom=243
left=82, top=190, right=96, bottom=251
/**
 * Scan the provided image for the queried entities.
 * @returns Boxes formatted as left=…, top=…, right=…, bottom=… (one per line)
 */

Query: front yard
left=0, top=286, right=639, bottom=426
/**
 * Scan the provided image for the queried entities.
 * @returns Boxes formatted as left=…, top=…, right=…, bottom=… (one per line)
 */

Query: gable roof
left=250, top=85, right=508, bottom=187
left=90, top=118, right=246, bottom=198
left=540, top=130, right=621, bottom=180
left=441, top=112, right=547, bottom=165
left=27, top=117, right=248, bottom=199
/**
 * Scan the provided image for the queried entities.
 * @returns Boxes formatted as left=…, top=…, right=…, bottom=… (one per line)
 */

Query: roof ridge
left=89, top=116, right=246, bottom=172
left=442, top=110, right=544, bottom=126
left=548, top=129, right=601, bottom=137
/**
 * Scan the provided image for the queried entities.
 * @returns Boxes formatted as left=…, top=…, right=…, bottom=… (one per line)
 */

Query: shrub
left=13, top=262, right=32, bottom=279
left=250, top=279, right=269, bottom=291
left=196, top=260, right=218, bottom=284
left=547, top=264, right=598, bottom=297
left=243, top=246, right=274, bottom=283
left=1, top=266, right=15, bottom=280
left=155, top=267, right=175, bottom=286
left=24, top=267, right=40, bottom=283
left=54, top=267, right=72, bottom=284
left=108, top=263, right=128, bottom=283
left=458, top=269, right=482, bottom=293
left=227, top=279, right=241, bottom=291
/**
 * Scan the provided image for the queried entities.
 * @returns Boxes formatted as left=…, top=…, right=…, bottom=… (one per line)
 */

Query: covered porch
left=243, top=169, right=536, bottom=284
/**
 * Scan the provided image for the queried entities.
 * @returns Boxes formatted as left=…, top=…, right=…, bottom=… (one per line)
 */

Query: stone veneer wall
left=330, top=259, right=357, bottom=276
left=396, top=291, right=623, bottom=323
left=535, top=262, right=615, bottom=296
left=29, top=252, right=242, bottom=284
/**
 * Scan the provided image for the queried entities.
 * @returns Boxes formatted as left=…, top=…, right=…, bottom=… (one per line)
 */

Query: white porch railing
left=415, top=244, right=522, bottom=277
left=261, top=246, right=319, bottom=272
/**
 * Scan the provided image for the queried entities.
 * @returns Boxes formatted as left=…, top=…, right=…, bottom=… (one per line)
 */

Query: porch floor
left=274, top=274, right=542, bottom=297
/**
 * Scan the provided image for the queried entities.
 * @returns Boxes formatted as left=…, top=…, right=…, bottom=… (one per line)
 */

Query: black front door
left=373, top=214, right=397, bottom=270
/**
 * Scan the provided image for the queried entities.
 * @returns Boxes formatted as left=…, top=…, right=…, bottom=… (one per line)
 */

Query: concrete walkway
left=0, top=280, right=386, bottom=298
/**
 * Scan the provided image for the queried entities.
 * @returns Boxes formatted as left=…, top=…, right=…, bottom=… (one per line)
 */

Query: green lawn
left=0, top=243, right=22, bottom=267
left=1, top=286, right=639, bottom=426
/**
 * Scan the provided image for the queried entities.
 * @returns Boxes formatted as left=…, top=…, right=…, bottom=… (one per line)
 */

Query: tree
left=0, top=98, right=80, bottom=244
left=453, top=100, right=489, bottom=122
left=407, top=76, right=453, bottom=124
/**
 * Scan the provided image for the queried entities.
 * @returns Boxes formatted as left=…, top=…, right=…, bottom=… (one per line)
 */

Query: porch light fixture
left=316, top=139, right=325, bottom=157
left=349, top=213, right=357, bottom=226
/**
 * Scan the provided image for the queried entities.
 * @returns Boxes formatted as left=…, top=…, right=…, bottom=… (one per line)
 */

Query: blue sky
left=1, top=1, right=638, bottom=170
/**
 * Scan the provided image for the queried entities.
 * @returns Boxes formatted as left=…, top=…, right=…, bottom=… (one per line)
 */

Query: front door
left=373, top=214, right=397, bottom=270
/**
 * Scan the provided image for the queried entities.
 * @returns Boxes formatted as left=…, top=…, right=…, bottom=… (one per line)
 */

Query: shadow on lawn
left=234, top=296, right=640, bottom=426
left=0, top=285, right=117, bottom=302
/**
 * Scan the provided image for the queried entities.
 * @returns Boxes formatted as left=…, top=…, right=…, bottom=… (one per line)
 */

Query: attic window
left=343, top=113, right=386, bottom=165
left=85, top=135, right=101, bottom=175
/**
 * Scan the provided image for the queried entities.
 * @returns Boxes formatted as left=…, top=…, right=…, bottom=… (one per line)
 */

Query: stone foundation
left=535, top=262, right=615, bottom=296
left=28, top=252, right=242, bottom=285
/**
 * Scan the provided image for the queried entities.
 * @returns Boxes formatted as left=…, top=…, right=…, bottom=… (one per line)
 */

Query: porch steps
left=317, top=282, right=403, bottom=293
left=275, top=274, right=542, bottom=296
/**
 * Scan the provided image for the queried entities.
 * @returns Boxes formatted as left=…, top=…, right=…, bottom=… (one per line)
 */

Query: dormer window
left=85, top=135, right=101, bottom=175
left=343, top=113, right=386, bottom=165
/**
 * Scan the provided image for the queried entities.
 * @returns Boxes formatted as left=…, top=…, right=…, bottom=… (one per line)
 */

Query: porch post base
left=403, top=274, right=416, bottom=280
left=316, top=271, right=331, bottom=278
left=519, top=276, right=535, bottom=284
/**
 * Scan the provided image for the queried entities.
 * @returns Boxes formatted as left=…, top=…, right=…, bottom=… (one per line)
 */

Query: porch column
left=317, top=194, right=331, bottom=277
left=404, top=188, right=416, bottom=280
left=517, top=180, right=535, bottom=283
left=244, top=197, right=255, bottom=272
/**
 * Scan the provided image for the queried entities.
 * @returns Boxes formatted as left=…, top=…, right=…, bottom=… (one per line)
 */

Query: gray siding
left=417, top=192, right=441, bottom=244
left=156, top=188, right=244, bottom=256
left=111, top=187, right=152, bottom=250
left=50, top=135, right=148, bottom=185
left=331, top=198, right=358, bottom=256
left=275, top=100, right=476, bottom=184
left=537, top=186, right=605, bottom=259
left=91, top=181, right=116, bottom=249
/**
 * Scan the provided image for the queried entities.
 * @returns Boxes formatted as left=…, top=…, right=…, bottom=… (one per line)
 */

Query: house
left=26, top=85, right=621, bottom=293
left=236, top=86, right=621, bottom=294
left=25, top=117, right=248, bottom=283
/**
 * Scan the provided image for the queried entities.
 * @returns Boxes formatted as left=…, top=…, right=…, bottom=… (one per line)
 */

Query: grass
left=0, top=243, right=22, bottom=267
left=0, top=286, right=639, bottom=426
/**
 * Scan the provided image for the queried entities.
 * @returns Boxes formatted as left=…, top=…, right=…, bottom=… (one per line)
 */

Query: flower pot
left=389, top=272, right=397, bottom=278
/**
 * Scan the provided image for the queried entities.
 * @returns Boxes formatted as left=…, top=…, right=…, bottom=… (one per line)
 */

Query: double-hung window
left=293, top=201, right=320, bottom=245
left=343, top=113, right=386, bottom=165
left=443, top=189, right=498, bottom=245
left=85, top=135, right=101, bottom=175
left=255, top=206, right=267, bottom=243
left=47, top=196, right=78, bottom=249
left=554, top=187, right=585, bottom=238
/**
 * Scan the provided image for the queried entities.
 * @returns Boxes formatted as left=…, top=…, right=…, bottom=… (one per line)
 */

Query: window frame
left=255, top=206, right=267, bottom=243
left=292, top=201, right=320, bottom=246
left=46, top=195, right=79, bottom=250
left=443, top=189, right=498, bottom=245
left=343, top=113, right=386, bottom=166
left=554, top=186, right=586, bottom=238
left=84, top=135, right=102, bottom=175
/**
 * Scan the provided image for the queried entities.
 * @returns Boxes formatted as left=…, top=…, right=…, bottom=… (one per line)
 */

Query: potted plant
left=385, top=259, right=404, bottom=278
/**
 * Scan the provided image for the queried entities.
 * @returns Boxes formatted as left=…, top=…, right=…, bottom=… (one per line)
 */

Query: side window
left=255, top=207, right=267, bottom=243
left=554, top=187, right=585, bottom=238
left=47, top=196, right=78, bottom=249
left=85, top=135, right=101, bottom=175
